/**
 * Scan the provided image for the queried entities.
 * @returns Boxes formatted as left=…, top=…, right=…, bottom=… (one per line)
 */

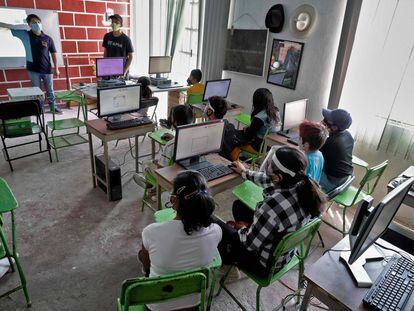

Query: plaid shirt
left=158, top=140, right=175, bottom=167
left=238, top=169, right=311, bottom=271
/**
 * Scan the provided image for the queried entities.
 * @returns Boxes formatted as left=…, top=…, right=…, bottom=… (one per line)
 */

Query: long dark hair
left=138, top=76, right=153, bottom=99
left=173, top=171, right=215, bottom=235
left=251, top=88, right=280, bottom=123
left=269, top=147, right=326, bottom=217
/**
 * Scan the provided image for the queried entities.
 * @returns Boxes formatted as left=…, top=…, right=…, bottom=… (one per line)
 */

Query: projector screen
left=0, top=7, right=63, bottom=69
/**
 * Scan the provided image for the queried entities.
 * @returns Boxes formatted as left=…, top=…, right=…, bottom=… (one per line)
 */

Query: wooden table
left=300, top=237, right=414, bottom=310
left=154, top=153, right=243, bottom=208
left=85, top=118, right=155, bottom=200
left=263, top=131, right=299, bottom=152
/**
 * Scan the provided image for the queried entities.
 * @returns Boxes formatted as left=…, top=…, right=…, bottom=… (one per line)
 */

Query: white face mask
left=30, top=22, right=42, bottom=33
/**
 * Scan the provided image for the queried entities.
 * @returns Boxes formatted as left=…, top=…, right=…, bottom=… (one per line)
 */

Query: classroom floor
left=0, top=108, right=412, bottom=311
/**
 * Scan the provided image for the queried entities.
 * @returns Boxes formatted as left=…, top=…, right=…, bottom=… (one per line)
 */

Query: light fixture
left=295, top=12, right=311, bottom=32
left=290, top=4, right=316, bottom=38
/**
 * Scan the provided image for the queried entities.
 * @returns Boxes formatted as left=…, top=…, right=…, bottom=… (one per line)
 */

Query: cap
left=109, top=14, right=123, bottom=25
left=322, top=108, right=352, bottom=131
left=265, top=4, right=285, bottom=33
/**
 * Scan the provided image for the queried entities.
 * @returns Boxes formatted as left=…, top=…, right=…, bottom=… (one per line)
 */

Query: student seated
left=186, top=69, right=204, bottom=95
left=139, top=171, right=222, bottom=311
left=206, top=96, right=245, bottom=161
left=138, top=76, right=153, bottom=99
left=214, top=146, right=325, bottom=277
left=133, top=105, right=194, bottom=193
left=160, top=69, right=204, bottom=129
left=319, top=108, right=354, bottom=192
left=298, top=120, right=328, bottom=184
left=230, top=88, right=281, bottom=160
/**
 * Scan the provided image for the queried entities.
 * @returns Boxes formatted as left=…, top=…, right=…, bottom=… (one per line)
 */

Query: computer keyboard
left=196, top=164, right=233, bottom=182
left=106, top=117, right=152, bottom=130
left=363, top=255, right=414, bottom=311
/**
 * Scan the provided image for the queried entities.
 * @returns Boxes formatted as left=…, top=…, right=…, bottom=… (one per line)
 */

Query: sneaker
left=159, top=118, right=171, bottom=129
left=51, top=107, right=63, bottom=114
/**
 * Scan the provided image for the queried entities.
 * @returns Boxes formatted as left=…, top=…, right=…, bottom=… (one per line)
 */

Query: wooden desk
left=154, top=153, right=243, bottom=208
left=263, top=132, right=299, bottom=151
left=300, top=237, right=414, bottom=311
left=85, top=118, right=155, bottom=201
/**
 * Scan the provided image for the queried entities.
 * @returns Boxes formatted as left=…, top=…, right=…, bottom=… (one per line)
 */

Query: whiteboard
left=0, top=7, right=63, bottom=69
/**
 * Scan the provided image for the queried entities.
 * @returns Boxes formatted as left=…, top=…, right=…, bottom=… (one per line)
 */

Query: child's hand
left=234, top=221, right=250, bottom=230
left=230, top=161, right=245, bottom=174
left=161, top=133, right=174, bottom=141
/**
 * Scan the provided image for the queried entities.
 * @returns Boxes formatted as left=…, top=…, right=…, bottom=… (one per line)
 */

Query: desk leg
left=88, top=132, right=96, bottom=188
left=300, top=282, right=314, bottom=311
left=151, top=138, right=155, bottom=160
left=156, top=183, right=162, bottom=210
left=135, top=135, right=139, bottom=173
left=103, top=141, right=111, bottom=201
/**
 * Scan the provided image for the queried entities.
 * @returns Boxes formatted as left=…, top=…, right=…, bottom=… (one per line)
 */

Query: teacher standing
left=102, top=14, right=134, bottom=77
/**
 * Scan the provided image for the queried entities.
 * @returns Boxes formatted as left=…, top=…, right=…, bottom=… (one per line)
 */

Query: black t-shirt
left=320, top=130, right=354, bottom=178
left=27, top=31, right=56, bottom=74
left=102, top=32, right=134, bottom=59
left=220, top=120, right=246, bottom=161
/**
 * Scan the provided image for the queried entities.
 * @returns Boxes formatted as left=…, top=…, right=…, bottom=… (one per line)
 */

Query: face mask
left=31, top=23, right=42, bottom=33
left=111, top=23, right=121, bottom=31
left=187, top=78, right=192, bottom=86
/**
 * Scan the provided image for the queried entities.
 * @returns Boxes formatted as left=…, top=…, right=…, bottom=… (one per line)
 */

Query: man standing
left=9, top=14, right=61, bottom=113
left=102, top=14, right=134, bottom=77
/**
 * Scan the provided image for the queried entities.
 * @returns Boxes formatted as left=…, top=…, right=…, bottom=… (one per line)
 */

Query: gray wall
left=223, top=0, right=347, bottom=121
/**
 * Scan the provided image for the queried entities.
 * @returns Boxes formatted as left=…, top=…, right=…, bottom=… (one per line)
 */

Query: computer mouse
left=80, top=82, right=85, bottom=86
left=228, top=163, right=237, bottom=169
left=174, top=81, right=178, bottom=84
left=231, top=104, right=237, bottom=108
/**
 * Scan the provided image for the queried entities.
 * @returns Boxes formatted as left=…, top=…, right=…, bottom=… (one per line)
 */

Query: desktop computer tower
left=94, top=155, right=122, bottom=201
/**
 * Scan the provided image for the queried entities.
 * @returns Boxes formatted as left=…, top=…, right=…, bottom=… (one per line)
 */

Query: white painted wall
left=223, top=0, right=347, bottom=121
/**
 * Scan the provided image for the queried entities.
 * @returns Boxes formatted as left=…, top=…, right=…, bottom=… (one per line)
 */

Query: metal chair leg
left=1, top=136, right=13, bottom=171
left=256, top=286, right=262, bottom=311
left=317, top=230, right=325, bottom=248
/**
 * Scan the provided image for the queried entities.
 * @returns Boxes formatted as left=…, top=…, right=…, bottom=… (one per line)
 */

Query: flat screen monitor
left=97, top=85, right=141, bottom=118
left=173, top=120, right=225, bottom=162
left=96, top=57, right=124, bottom=77
left=282, top=99, right=308, bottom=131
left=148, top=56, right=172, bottom=74
left=202, top=79, right=231, bottom=101
left=348, top=177, right=414, bottom=265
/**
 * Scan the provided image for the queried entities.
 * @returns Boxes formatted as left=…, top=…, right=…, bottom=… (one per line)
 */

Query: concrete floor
left=0, top=108, right=412, bottom=310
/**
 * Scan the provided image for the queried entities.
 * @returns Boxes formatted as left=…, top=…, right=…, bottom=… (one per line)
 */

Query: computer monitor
left=173, top=120, right=225, bottom=166
left=202, top=79, right=231, bottom=101
left=341, top=177, right=414, bottom=287
left=281, top=99, right=308, bottom=132
left=96, top=57, right=124, bottom=77
left=97, top=84, right=141, bottom=118
left=148, top=56, right=172, bottom=75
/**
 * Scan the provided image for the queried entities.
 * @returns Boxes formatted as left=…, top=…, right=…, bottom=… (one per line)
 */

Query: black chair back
left=140, top=97, right=159, bottom=110
left=0, top=100, right=42, bottom=120
left=326, top=174, right=356, bottom=201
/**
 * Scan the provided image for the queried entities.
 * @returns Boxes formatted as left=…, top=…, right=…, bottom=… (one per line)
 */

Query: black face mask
left=187, top=78, right=192, bottom=86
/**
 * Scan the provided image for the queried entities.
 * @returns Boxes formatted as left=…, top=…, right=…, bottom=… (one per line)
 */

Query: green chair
left=352, top=155, right=369, bottom=170
left=186, top=93, right=204, bottom=121
left=234, top=113, right=251, bottom=129
left=47, top=90, right=88, bottom=161
left=238, top=128, right=270, bottom=170
left=154, top=208, right=222, bottom=310
left=232, top=180, right=264, bottom=211
left=0, top=178, right=31, bottom=307
left=217, top=218, right=322, bottom=311
left=323, top=160, right=388, bottom=236
left=117, top=269, right=208, bottom=311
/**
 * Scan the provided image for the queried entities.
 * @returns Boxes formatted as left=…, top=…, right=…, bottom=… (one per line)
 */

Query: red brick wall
left=0, top=0, right=130, bottom=101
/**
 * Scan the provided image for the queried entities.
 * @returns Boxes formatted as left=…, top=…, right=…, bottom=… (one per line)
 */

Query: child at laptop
left=160, top=69, right=204, bottom=128
left=299, top=120, right=328, bottom=184
left=133, top=105, right=194, bottom=193
left=230, top=88, right=281, bottom=160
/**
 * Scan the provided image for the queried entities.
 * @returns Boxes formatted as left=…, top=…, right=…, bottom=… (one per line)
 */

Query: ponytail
left=296, top=173, right=326, bottom=217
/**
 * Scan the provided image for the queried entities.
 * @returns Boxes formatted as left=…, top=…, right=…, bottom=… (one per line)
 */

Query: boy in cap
left=320, top=108, right=354, bottom=192
left=102, top=14, right=134, bottom=77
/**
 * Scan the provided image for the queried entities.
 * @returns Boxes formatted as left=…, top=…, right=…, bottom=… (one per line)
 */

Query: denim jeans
left=28, top=71, right=56, bottom=109
left=320, top=171, right=349, bottom=193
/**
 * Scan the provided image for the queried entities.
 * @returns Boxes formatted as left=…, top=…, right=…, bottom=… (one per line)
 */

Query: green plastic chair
left=0, top=178, right=31, bottom=307
left=238, top=128, right=270, bottom=170
left=217, top=218, right=321, bottom=311
left=232, top=180, right=264, bottom=211
left=117, top=269, right=208, bottom=311
left=352, top=154, right=369, bottom=170
left=186, top=93, right=204, bottom=121
left=153, top=208, right=222, bottom=310
left=148, top=129, right=174, bottom=146
left=234, top=113, right=251, bottom=129
left=323, top=160, right=388, bottom=236
left=47, top=90, right=89, bottom=161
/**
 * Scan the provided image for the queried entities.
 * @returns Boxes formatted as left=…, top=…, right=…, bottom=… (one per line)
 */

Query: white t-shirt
left=142, top=220, right=222, bottom=311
